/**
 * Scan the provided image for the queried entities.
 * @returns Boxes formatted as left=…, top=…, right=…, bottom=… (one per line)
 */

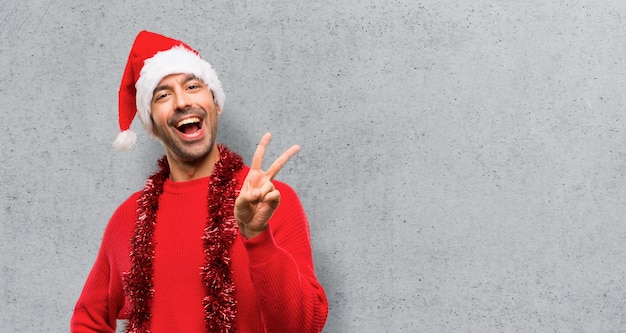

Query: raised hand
left=235, top=133, right=300, bottom=239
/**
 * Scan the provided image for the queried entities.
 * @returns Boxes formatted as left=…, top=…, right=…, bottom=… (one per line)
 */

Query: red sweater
left=71, top=166, right=328, bottom=332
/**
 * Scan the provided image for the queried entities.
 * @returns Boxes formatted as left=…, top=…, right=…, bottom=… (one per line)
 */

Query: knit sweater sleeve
left=70, top=194, right=136, bottom=332
left=242, top=181, right=328, bottom=333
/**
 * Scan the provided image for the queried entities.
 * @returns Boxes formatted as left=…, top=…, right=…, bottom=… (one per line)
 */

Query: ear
left=216, top=104, right=222, bottom=116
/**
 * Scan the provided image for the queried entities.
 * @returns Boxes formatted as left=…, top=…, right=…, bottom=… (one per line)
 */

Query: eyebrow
left=152, top=74, right=201, bottom=96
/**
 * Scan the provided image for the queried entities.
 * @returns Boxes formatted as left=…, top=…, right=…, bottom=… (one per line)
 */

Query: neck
left=165, top=145, right=221, bottom=182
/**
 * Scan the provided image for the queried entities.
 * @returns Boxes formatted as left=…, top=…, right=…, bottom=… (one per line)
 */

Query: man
left=71, top=30, right=328, bottom=333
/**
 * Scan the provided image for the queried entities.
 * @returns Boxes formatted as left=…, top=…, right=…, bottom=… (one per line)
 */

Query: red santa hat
left=113, top=30, right=225, bottom=150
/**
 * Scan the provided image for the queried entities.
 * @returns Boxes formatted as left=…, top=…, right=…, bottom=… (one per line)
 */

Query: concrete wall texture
left=1, top=1, right=625, bottom=332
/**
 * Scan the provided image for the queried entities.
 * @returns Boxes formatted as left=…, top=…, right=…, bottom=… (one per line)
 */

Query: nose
left=174, top=90, right=192, bottom=112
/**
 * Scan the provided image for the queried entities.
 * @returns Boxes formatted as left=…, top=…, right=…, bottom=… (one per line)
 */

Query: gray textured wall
left=1, top=1, right=625, bottom=332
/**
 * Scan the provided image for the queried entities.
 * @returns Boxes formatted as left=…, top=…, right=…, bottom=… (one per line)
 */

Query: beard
left=152, top=107, right=218, bottom=163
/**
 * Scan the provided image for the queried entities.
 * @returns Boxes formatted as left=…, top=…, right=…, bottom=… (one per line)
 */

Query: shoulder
left=112, top=191, right=141, bottom=219
left=273, top=179, right=299, bottom=202
left=104, top=191, right=141, bottom=237
left=271, top=180, right=307, bottom=227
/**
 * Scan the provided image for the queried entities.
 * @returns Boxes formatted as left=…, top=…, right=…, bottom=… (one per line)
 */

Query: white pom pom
left=112, top=130, right=137, bottom=151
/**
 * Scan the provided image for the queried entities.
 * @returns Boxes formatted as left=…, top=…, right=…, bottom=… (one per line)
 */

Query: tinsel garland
left=123, top=145, right=243, bottom=333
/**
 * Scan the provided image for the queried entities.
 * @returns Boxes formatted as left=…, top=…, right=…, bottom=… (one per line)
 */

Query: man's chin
left=166, top=142, right=216, bottom=163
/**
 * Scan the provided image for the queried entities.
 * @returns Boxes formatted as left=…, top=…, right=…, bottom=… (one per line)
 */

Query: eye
left=153, top=91, right=169, bottom=102
left=186, top=79, right=207, bottom=91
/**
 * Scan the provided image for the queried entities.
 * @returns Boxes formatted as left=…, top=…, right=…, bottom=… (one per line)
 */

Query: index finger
left=251, top=132, right=272, bottom=170
left=266, top=144, right=301, bottom=180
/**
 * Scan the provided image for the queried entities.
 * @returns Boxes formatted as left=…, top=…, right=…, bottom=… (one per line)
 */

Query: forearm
left=71, top=261, right=118, bottom=333
left=243, top=230, right=328, bottom=333
left=71, top=206, right=132, bottom=333
left=71, top=306, right=117, bottom=333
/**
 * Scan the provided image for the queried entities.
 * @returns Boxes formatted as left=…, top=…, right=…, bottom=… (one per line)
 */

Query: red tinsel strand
left=124, top=156, right=168, bottom=333
left=201, top=146, right=242, bottom=333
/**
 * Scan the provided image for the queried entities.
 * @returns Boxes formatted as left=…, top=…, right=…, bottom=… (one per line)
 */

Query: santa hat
left=112, top=30, right=225, bottom=150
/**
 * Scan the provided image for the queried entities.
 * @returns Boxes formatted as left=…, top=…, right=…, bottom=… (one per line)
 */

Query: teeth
left=176, top=117, right=200, bottom=128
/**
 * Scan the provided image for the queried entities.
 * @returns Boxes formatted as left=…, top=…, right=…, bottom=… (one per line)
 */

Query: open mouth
left=175, top=117, right=203, bottom=135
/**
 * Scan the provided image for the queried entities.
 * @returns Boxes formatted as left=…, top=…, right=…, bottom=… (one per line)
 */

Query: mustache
left=167, top=107, right=206, bottom=126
